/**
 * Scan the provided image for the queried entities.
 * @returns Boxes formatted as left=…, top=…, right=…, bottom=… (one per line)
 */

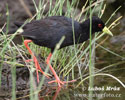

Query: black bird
left=14, top=16, right=113, bottom=87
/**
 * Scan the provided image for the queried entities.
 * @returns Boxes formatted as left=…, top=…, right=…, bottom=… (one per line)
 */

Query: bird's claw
left=48, top=79, right=76, bottom=87
left=48, top=80, right=64, bottom=87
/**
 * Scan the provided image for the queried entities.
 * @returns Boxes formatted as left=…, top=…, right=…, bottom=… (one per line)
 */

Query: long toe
left=48, top=79, right=76, bottom=87
left=48, top=80, right=64, bottom=87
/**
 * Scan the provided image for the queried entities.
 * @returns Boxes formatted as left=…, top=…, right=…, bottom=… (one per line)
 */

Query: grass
left=0, top=0, right=125, bottom=100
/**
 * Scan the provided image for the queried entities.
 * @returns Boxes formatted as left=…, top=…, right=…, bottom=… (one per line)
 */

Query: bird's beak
left=103, top=27, right=113, bottom=36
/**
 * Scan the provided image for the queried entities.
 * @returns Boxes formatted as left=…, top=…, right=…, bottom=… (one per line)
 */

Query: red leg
left=52, top=87, right=62, bottom=100
left=24, top=40, right=50, bottom=83
left=46, top=53, right=76, bottom=87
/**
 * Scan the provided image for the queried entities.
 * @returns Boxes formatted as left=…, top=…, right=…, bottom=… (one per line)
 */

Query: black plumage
left=15, top=16, right=105, bottom=51
left=12, top=16, right=112, bottom=86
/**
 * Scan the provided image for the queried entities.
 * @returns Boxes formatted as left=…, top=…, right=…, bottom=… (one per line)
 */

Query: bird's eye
left=98, top=24, right=102, bottom=28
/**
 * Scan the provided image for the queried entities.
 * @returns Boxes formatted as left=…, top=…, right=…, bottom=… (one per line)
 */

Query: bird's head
left=83, top=16, right=113, bottom=36
left=91, top=16, right=105, bottom=32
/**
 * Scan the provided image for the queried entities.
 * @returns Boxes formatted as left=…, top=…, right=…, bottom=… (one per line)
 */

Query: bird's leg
left=52, top=87, right=62, bottom=100
left=24, top=40, right=50, bottom=83
left=46, top=53, right=76, bottom=87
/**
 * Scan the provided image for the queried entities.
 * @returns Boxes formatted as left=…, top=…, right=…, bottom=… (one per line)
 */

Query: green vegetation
left=0, top=0, right=124, bottom=100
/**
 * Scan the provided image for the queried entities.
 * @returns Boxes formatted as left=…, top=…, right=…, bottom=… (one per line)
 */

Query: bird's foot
left=46, top=53, right=76, bottom=87
left=48, top=79, right=76, bottom=87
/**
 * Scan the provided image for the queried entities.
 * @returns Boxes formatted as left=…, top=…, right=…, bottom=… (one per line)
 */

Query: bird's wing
left=21, top=16, right=80, bottom=48
left=22, top=16, right=74, bottom=39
